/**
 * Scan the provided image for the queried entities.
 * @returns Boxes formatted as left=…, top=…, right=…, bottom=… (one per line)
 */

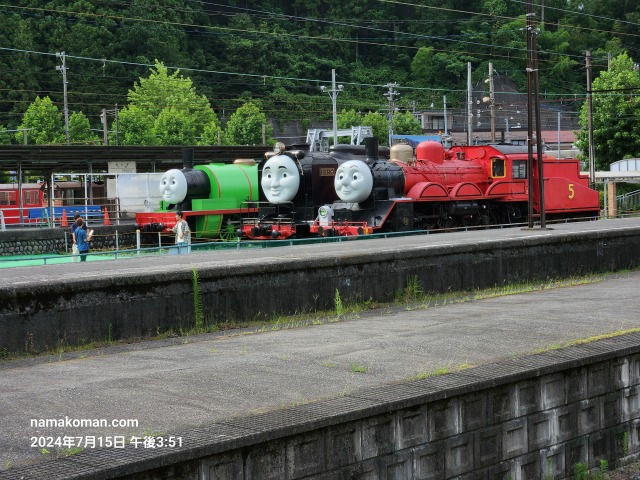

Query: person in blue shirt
left=70, top=213, right=87, bottom=262
left=74, top=217, right=90, bottom=262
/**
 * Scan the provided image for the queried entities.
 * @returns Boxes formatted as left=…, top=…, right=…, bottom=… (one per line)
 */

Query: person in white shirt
left=170, top=211, right=191, bottom=254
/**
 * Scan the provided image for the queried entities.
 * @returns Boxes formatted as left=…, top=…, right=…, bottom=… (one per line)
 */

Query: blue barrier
left=28, top=206, right=104, bottom=221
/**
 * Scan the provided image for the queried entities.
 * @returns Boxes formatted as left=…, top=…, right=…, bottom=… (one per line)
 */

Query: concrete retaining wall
left=189, top=336, right=640, bottom=480
left=1, top=225, right=640, bottom=354
left=6, top=333, right=640, bottom=480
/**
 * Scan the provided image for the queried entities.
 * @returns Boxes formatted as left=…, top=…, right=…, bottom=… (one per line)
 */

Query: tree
left=223, top=102, right=273, bottom=146
left=0, top=125, right=12, bottom=145
left=337, top=109, right=364, bottom=130
left=15, top=97, right=65, bottom=145
left=153, top=108, right=199, bottom=145
left=116, top=106, right=156, bottom=145
left=362, top=112, right=389, bottom=146
left=119, top=61, right=218, bottom=145
left=576, top=53, right=640, bottom=170
left=197, top=118, right=223, bottom=146
left=393, top=111, right=422, bottom=135
left=69, top=112, right=100, bottom=145
left=410, top=47, right=468, bottom=91
left=336, top=109, right=364, bottom=144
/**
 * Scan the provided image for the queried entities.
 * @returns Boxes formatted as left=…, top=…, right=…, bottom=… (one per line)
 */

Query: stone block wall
left=0, top=226, right=139, bottom=256
left=191, top=340, right=640, bottom=479
left=6, top=334, right=640, bottom=480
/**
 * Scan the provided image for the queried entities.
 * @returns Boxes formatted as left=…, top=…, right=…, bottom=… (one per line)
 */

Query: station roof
left=0, top=145, right=272, bottom=174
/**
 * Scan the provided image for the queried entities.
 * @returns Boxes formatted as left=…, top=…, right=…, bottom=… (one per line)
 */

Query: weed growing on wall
left=192, top=267, right=203, bottom=331
left=574, top=463, right=587, bottom=480
left=395, top=275, right=423, bottom=303
left=334, top=289, right=344, bottom=318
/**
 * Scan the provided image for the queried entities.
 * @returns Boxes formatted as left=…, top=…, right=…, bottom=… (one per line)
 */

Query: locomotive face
left=159, top=169, right=188, bottom=204
left=334, top=160, right=373, bottom=203
left=261, top=155, right=300, bottom=204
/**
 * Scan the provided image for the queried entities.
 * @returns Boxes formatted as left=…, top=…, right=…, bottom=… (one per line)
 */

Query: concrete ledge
left=1, top=222, right=640, bottom=353
left=4, top=333, right=640, bottom=480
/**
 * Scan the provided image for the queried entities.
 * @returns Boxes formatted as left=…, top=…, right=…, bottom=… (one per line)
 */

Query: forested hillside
left=0, top=0, right=638, bottom=138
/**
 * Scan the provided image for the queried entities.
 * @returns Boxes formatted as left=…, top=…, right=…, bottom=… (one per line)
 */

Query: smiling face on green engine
left=159, top=169, right=188, bottom=204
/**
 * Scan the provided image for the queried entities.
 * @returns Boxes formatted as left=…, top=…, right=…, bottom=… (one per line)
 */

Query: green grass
left=409, top=363, right=474, bottom=381
left=350, top=362, right=367, bottom=373
left=532, top=328, right=640, bottom=355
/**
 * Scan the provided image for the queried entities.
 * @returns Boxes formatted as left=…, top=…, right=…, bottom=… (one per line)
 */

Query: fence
left=617, top=189, right=640, bottom=213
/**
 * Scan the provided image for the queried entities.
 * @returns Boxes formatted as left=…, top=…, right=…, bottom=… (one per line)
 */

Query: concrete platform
left=2, top=217, right=640, bottom=288
left=1, top=258, right=639, bottom=476
left=3, top=217, right=640, bottom=356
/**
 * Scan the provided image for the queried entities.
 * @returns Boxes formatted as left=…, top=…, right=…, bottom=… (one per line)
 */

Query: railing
left=617, top=189, right=640, bottom=213
left=0, top=198, right=123, bottom=228
left=28, top=205, right=104, bottom=224
left=0, top=214, right=606, bottom=269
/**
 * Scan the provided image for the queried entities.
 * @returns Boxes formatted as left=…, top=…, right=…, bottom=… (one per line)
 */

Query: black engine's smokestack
left=182, top=148, right=194, bottom=170
left=364, top=137, right=379, bottom=164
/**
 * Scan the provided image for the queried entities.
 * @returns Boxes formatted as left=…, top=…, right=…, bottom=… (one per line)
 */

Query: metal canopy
left=0, top=145, right=272, bottom=174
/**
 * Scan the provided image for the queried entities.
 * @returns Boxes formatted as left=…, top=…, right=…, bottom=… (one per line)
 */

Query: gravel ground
left=606, top=461, right=640, bottom=480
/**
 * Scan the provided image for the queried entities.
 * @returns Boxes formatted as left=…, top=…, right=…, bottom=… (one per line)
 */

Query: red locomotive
left=320, top=139, right=600, bottom=236
left=0, top=183, right=44, bottom=224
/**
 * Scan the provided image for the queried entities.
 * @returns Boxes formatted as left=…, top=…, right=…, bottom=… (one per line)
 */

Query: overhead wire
left=0, top=1, right=618, bottom=69
left=0, top=0, right=637, bottom=119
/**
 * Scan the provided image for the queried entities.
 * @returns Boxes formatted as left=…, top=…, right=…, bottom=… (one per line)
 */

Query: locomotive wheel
left=461, top=215, right=480, bottom=228
left=505, top=205, right=526, bottom=224
left=219, top=217, right=240, bottom=241
left=437, top=216, right=456, bottom=229
left=480, top=210, right=498, bottom=227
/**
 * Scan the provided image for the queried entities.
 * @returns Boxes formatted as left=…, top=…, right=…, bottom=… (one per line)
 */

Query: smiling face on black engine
left=260, top=155, right=301, bottom=204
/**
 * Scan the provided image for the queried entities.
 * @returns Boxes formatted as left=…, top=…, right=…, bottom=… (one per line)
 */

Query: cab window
left=491, top=158, right=505, bottom=178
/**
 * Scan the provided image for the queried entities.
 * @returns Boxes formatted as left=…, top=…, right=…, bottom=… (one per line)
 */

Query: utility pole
left=489, top=62, right=496, bottom=143
left=526, top=0, right=546, bottom=228
left=586, top=51, right=595, bottom=188
left=443, top=95, right=448, bottom=139
left=532, top=10, right=546, bottom=228
left=526, top=5, right=535, bottom=228
left=100, top=109, right=108, bottom=145
left=56, top=52, right=70, bottom=145
left=320, top=69, right=343, bottom=146
left=114, top=103, right=119, bottom=145
left=467, top=62, right=473, bottom=145
left=100, top=105, right=120, bottom=145
left=384, top=83, right=399, bottom=146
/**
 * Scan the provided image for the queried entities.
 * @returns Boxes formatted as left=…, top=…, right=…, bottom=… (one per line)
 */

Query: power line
left=2, top=1, right=629, bottom=67
left=0, top=0, right=636, bottom=121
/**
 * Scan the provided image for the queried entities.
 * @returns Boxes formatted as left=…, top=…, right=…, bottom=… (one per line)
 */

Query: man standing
left=170, top=211, right=191, bottom=254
